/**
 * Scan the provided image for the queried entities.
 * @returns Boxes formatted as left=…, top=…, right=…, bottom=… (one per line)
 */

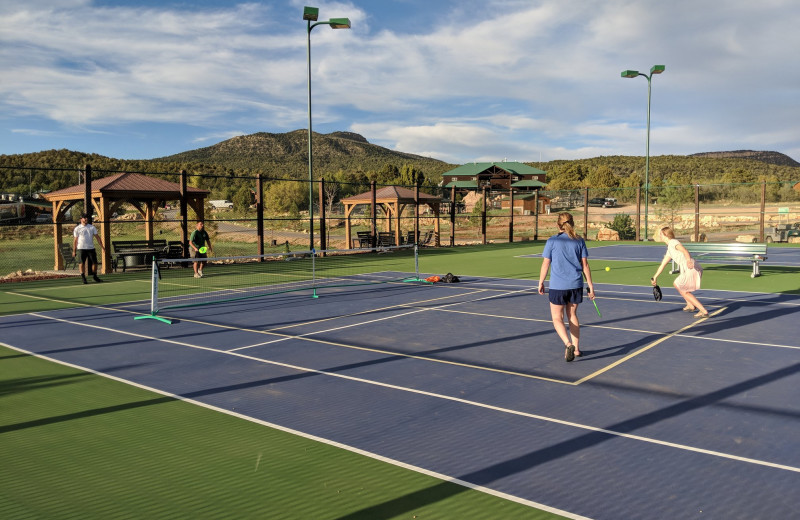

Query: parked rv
left=209, top=200, right=234, bottom=209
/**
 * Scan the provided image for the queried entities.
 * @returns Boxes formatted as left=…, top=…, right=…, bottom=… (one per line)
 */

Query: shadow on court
left=332, top=362, right=800, bottom=520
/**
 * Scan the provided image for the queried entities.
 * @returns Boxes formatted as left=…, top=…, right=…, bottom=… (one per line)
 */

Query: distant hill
left=156, top=130, right=451, bottom=177
left=690, top=150, right=800, bottom=168
left=3, top=135, right=799, bottom=200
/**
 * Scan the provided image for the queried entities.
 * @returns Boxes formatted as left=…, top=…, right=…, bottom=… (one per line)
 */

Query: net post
left=134, top=259, right=174, bottom=324
left=311, top=248, right=319, bottom=298
left=403, top=244, right=431, bottom=283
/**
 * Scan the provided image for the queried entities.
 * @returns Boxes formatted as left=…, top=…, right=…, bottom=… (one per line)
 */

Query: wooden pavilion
left=43, top=172, right=209, bottom=273
left=340, top=186, right=441, bottom=248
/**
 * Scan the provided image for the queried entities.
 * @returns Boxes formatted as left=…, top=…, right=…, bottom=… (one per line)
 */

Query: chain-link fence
left=1, top=164, right=799, bottom=280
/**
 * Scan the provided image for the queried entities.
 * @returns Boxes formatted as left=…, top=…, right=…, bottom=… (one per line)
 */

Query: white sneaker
left=194, top=273, right=200, bottom=278
left=198, top=270, right=204, bottom=278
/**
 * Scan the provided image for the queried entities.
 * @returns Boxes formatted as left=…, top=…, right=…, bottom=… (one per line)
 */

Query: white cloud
left=1, top=0, right=799, bottom=162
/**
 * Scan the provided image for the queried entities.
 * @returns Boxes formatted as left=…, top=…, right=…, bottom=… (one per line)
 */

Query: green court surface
left=2, top=241, right=798, bottom=317
left=0, top=346, right=563, bottom=519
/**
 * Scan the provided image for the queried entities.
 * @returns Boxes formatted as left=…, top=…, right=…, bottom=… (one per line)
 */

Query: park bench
left=159, top=241, right=186, bottom=267
left=671, top=242, right=768, bottom=278
left=112, top=239, right=167, bottom=272
left=59, top=243, right=77, bottom=270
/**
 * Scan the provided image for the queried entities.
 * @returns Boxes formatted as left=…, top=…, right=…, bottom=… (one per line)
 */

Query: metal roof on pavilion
left=441, top=161, right=546, bottom=177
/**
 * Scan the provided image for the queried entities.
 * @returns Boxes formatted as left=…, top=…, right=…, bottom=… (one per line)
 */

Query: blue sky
left=2, top=0, right=799, bottom=164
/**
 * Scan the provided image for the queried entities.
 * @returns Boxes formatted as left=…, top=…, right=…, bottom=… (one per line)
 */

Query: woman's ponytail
left=557, top=212, right=578, bottom=239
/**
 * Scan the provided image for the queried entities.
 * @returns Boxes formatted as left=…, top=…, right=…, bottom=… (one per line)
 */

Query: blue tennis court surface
left=523, top=243, right=800, bottom=267
left=3, top=274, right=799, bottom=519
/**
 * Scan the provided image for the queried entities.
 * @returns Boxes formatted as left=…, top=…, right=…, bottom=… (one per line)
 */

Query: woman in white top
left=651, top=226, right=709, bottom=318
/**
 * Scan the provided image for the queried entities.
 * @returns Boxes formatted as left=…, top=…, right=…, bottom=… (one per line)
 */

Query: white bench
left=670, top=242, right=767, bottom=278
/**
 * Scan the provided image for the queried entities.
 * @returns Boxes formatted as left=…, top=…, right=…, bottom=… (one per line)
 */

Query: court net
left=136, top=244, right=422, bottom=323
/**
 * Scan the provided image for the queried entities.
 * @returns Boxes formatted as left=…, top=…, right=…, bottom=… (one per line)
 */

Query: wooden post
left=583, top=188, right=589, bottom=239
left=256, top=174, right=264, bottom=258
left=694, top=184, right=700, bottom=243
left=508, top=188, right=514, bottom=243
left=101, top=197, right=111, bottom=273
left=83, top=164, right=92, bottom=219
left=450, top=187, right=456, bottom=247
left=145, top=201, right=154, bottom=242
left=370, top=181, right=377, bottom=248
left=759, top=181, right=766, bottom=242
left=635, top=185, right=641, bottom=242
left=53, top=201, right=63, bottom=270
left=180, top=170, right=188, bottom=258
left=481, top=186, right=488, bottom=244
left=533, top=191, right=539, bottom=241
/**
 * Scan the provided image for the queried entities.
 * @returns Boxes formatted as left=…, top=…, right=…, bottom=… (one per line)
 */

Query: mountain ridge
left=689, top=150, right=799, bottom=168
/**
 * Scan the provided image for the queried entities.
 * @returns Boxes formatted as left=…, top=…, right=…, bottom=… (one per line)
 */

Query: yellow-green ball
left=605, top=266, right=610, bottom=272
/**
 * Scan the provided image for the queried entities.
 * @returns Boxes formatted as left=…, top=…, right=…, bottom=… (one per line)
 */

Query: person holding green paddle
left=190, top=220, right=213, bottom=278
left=538, top=212, right=596, bottom=362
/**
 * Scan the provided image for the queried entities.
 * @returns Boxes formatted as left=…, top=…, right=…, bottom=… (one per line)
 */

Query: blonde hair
left=557, top=212, right=579, bottom=239
left=659, top=226, right=675, bottom=240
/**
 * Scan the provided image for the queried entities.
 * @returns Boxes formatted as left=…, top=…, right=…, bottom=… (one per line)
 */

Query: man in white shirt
left=72, top=213, right=105, bottom=284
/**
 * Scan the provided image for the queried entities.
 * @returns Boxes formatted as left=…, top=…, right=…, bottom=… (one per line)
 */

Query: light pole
left=621, top=65, right=665, bottom=241
left=304, top=6, right=350, bottom=251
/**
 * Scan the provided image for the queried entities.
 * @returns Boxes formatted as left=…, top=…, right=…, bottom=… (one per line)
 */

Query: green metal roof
left=442, top=161, right=546, bottom=177
left=444, top=180, right=478, bottom=188
left=511, top=179, right=547, bottom=187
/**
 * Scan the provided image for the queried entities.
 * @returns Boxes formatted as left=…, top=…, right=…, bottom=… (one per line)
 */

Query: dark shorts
left=78, top=249, right=98, bottom=266
left=548, top=287, right=583, bottom=306
left=191, top=250, right=207, bottom=260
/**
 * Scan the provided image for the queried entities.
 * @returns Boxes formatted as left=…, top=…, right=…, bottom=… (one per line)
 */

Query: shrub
left=608, top=213, right=635, bottom=240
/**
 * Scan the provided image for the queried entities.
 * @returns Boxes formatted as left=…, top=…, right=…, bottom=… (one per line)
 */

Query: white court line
left=0, top=340, right=589, bottom=520
left=433, top=306, right=800, bottom=351
left=14, top=314, right=800, bottom=476
left=232, top=287, right=533, bottom=350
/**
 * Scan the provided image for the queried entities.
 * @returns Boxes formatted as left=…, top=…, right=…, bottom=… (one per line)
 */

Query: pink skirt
left=675, top=263, right=702, bottom=293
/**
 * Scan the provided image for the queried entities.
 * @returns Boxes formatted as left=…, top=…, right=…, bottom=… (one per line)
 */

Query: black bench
left=59, top=243, right=77, bottom=270
left=159, top=241, right=186, bottom=267
left=671, top=242, right=768, bottom=278
left=112, top=240, right=167, bottom=271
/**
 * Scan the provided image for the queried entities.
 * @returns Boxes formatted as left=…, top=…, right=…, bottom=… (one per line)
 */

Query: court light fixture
left=305, top=6, right=351, bottom=251
left=621, top=64, right=665, bottom=241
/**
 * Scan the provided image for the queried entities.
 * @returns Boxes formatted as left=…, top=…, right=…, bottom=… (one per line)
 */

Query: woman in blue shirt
left=537, top=212, right=596, bottom=362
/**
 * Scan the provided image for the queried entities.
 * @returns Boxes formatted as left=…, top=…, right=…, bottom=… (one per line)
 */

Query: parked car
left=604, top=197, right=617, bottom=207
left=35, top=213, right=52, bottom=223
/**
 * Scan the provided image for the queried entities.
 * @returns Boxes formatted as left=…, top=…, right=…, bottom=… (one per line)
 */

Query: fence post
left=694, top=184, right=700, bottom=243
left=180, top=170, right=188, bottom=258
left=508, top=188, right=514, bottom=243
left=256, top=174, right=264, bottom=259
left=534, top=191, right=539, bottom=241
left=318, top=178, right=326, bottom=252
left=583, top=188, right=589, bottom=239
left=450, top=186, right=456, bottom=247
left=370, top=181, right=377, bottom=248
left=759, top=181, right=766, bottom=242
left=635, top=185, right=641, bottom=241
left=414, top=181, right=420, bottom=244
left=83, top=164, right=92, bottom=219
left=481, top=186, right=487, bottom=244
